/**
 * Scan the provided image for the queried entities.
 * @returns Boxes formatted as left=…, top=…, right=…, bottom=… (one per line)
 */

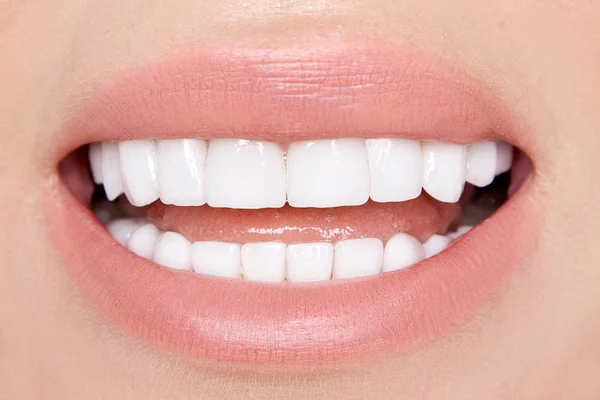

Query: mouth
left=47, top=40, right=538, bottom=367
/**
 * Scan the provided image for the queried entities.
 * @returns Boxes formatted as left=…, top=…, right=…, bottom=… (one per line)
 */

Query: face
left=2, top=1, right=600, bottom=398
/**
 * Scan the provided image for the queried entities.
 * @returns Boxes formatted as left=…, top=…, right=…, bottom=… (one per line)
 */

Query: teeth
left=366, top=139, right=422, bottom=202
left=333, top=238, right=383, bottom=279
left=94, top=138, right=513, bottom=208
left=89, top=143, right=104, bottom=184
left=191, top=242, right=242, bottom=278
left=241, top=242, right=287, bottom=283
left=119, top=140, right=160, bottom=207
left=286, top=243, right=334, bottom=282
left=107, top=219, right=144, bottom=246
left=127, top=223, right=161, bottom=259
left=205, top=139, right=286, bottom=209
left=106, top=219, right=471, bottom=281
left=287, top=139, right=370, bottom=208
left=153, top=231, right=192, bottom=271
left=96, top=135, right=512, bottom=281
left=100, top=143, right=124, bottom=201
left=157, top=139, right=207, bottom=206
left=495, top=141, right=514, bottom=175
left=422, top=234, right=453, bottom=258
left=422, top=142, right=467, bottom=203
left=382, top=233, right=425, bottom=272
left=466, top=141, right=497, bottom=187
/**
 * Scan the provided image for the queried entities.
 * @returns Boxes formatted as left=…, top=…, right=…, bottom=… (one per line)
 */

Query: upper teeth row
left=89, top=138, right=513, bottom=208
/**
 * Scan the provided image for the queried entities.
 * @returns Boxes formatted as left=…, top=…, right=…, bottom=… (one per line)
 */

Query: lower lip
left=46, top=176, right=537, bottom=366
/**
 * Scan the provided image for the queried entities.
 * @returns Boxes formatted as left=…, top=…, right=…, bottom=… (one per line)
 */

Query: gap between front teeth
left=107, top=218, right=473, bottom=283
left=89, top=138, right=513, bottom=208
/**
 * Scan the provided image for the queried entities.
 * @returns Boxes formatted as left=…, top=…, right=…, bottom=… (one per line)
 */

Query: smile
left=47, top=39, right=538, bottom=367
left=90, top=136, right=512, bottom=281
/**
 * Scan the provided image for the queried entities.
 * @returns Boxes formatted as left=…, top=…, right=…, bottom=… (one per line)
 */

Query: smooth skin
left=1, top=1, right=600, bottom=399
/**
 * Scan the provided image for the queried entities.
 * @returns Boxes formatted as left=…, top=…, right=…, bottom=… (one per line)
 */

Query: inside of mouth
left=60, top=138, right=530, bottom=283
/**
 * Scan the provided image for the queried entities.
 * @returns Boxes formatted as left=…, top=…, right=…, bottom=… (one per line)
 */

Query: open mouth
left=85, top=138, right=513, bottom=280
left=47, top=41, right=538, bottom=367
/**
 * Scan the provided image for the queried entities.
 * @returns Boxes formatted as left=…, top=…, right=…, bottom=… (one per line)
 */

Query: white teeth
left=287, top=139, right=370, bottom=208
left=100, top=143, right=124, bottom=201
left=422, top=142, right=467, bottom=203
left=95, top=138, right=513, bottom=208
left=127, top=223, right=161, bottom=259
left=107, top=219, right=144, bottom=246
left=466, top=141, right=497, bottom=187
left=205, top=139, right=286, bottom=209
left=118, top=140, right=160, bottom=207
left=191, top=242, right=242, bottom=278
left=422, top=234, right=453, bottom=258
left=107, top=219, right=470, bottom=281
left=333, top=238, right=383, bottom=279
left=382, top=233, right=426, bottom=272
left=241, top=242, right=287, bottom=283
left=286, top=243, right=334, bottom=282
left=495, top=141, right=514, bottom=175
left=366, top=139, right=422, bottom=202
left=96, top=136, right=510, bottom=280
left=157, top=139, right=207, bottom=206
left=153, top=231, right=192, bottom=270
left=89, top=143, right=104, bottom=184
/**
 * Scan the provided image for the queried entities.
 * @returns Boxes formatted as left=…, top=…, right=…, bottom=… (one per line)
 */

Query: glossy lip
left=47, top=39, right=538, bottom=366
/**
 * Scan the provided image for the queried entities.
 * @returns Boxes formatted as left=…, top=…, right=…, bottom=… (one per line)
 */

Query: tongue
left=145, top=195, right=460, bottom=244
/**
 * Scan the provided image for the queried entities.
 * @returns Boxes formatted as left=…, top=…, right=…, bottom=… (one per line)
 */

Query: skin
left=1, top=0, right=600, bottom=398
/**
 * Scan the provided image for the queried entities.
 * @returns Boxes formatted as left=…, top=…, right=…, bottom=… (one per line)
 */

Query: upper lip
left=51, top=39, right=528, bottom=163
left=47, top=38, right=538, bottom=368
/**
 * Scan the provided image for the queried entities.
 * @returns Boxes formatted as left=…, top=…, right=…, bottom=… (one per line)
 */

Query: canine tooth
left=191, top=242, right=242, bottom=278
left=101, top=142, right=124, bottom=201
left=241, top=242, right=286, bottom=283
left=89, top=143, right=104, bottom=184
left=107, top=219, right=144, bottom=246
left=422, top=142, right=467, bottom=203
left=153, top=231, right=192, bottom=270
left=333, top=238, right=383, bottom=279
left=466, top=141, right=497, bottom=187
left=422, top=234, right=453, bottom=258
left=127, top=223, right=161, bottom=259
left=157, top=139, right=207, bottom=206
left=205, top=139, right=286, bottom=209
left=287, top=139, right=370, bottom=208
left=382, top=233, right=426, bottom=272
left=366, top=138, right=422, bottom=202
left=119, top=140, right=159, bottom=207
left=495, top=142, right=513, bottom=175
left=286, top=243, right=333, bottom=282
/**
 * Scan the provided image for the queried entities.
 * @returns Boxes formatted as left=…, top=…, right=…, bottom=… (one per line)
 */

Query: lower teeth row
left=106, top=219, right=472, bottom=283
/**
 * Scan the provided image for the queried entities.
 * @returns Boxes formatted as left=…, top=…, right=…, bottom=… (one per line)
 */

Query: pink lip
left=53, top=40, right=525, bottom=161
left=47, top=40, right=537, bottom=367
